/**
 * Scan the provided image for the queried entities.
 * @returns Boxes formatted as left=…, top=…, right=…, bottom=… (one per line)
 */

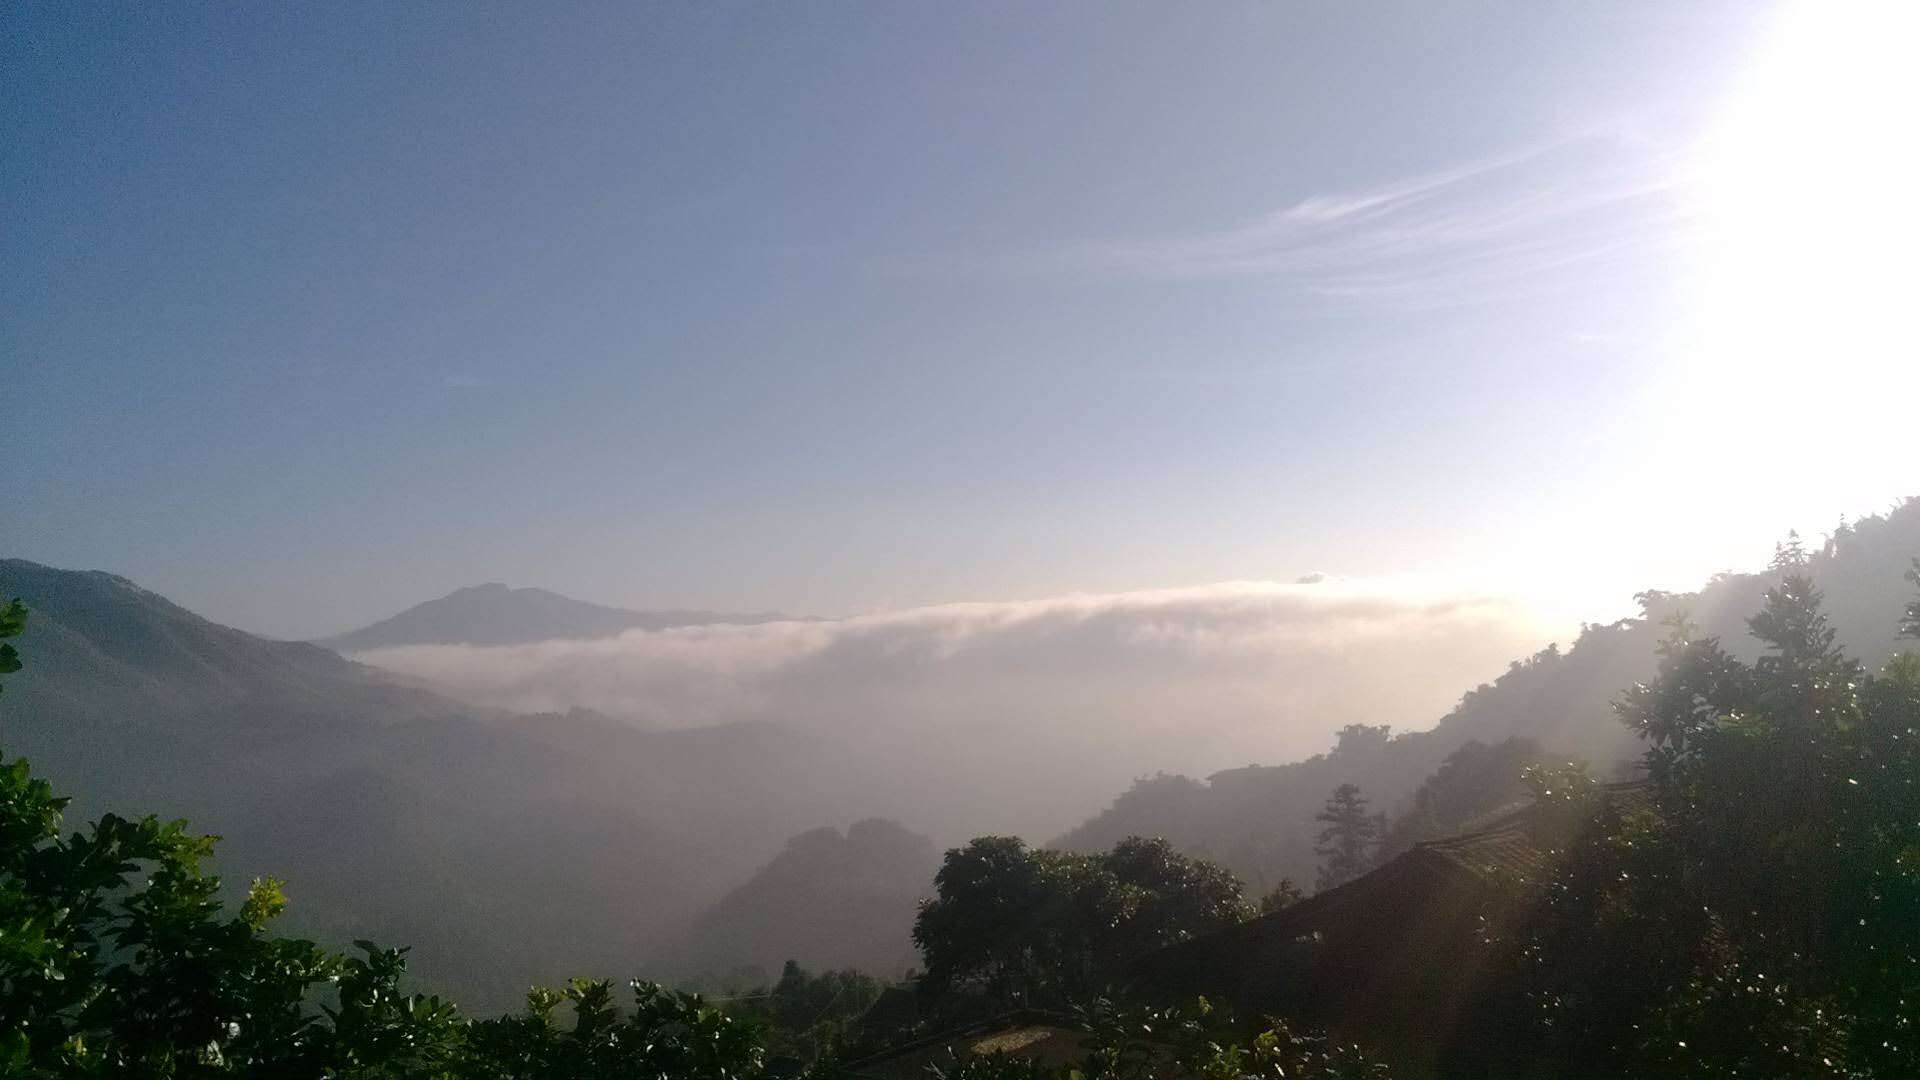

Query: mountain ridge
left=315, top=581, right=810, bottom=652
left=0, top=558, right=872, bottom=1012
left=1052, top=497, right=1920, bottom=896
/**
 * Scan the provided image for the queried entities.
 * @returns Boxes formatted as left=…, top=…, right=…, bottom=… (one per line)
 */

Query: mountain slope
left=0, top=560, right=868, bottom=1012
left=665, top=819, right=938, bottom=983
left=1054, top=498, right=1920, bottom=895
left=316, top=582, right=803, bottom=652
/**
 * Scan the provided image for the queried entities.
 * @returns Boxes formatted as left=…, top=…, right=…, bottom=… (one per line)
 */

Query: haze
left=9, top=1, right=1914, bottom=645
left=10, top=3, right=1920, bottom=1058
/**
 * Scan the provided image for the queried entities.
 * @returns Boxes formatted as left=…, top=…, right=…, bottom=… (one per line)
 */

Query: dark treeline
left=894, top=544, right=1920, bottom=1076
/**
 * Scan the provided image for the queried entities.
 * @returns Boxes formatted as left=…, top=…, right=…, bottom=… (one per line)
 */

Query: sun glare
left=1678, top=0, right=1920, bottom=509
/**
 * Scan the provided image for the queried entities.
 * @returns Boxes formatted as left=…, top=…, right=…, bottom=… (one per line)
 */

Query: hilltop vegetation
left=1440, top=548, right=1920, bottom=1076
left=1055, top=500, right=1920, bottom=893
left=669, top=819, right=937, bottom=985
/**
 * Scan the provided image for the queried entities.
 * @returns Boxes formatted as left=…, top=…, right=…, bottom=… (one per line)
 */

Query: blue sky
left=6, top=2, right=1914, bottom=639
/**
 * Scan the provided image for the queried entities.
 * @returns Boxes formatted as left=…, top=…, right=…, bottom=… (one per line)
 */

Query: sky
left=5, top=1, right=1916, bottom=641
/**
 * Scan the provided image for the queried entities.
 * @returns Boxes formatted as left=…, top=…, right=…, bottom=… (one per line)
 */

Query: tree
left=1312, top=785, right=1383, bottom=892
left=1096, top=836, right=1251, bottom=956
left=0, top=599, right=22, bottom=697
left=726, top=961, right=884, bottom=1065
left=1903, top=558, right=1920, bottom=640
left=912, top=836, right=1252, bottom=1007
left=1258, top=878, right=1304, bottom=915
left=1331, top=724, right=1392, bottom=756
left=1456, top=558, right=1920, bottom=1077
left=460, top=980, right=764, bottom=1080
left=0, top=603, right=349, bottom=1073
left=912, top=836, right=1084, bottom=1003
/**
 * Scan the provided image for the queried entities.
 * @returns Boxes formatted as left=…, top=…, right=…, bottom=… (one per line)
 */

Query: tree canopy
left=1311, top=784, right=1384, bottom=892
left=1452, top=564, right=1920, bottom=1077
left=912, top=836, right=1251, bottom=1007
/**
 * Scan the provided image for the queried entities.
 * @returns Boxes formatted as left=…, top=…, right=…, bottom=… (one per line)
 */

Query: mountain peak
left=317, top=584, right=805, bottom=653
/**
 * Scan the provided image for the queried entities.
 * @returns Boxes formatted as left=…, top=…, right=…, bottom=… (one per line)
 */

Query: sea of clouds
left=350, top=579, right=1548, bottom=837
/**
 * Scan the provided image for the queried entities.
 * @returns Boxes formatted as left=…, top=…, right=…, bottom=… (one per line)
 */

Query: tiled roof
left=1418, top=780, right=1651, bottom=883
left=840, top=1012, right=1092, bottom=1080
left=1122, top=782, right=1654, bottom=1072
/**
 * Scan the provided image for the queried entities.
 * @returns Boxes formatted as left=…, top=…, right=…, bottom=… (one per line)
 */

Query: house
left=837, top=1010, right=1093, bottom=1080
left=1123, top=782, right=1650, bottom=1073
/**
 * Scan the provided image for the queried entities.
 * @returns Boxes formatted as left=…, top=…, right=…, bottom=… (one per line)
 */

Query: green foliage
left=0, top=747, right=771, bottom=1077
left=1517, top=758, right=1598, bottom=842
left=913, top=837, right=1252, bottom=1007
left=0, top=599, right=24, bottom=695
left=725, top=960, right=885, bottom=1064
left=460, top=979, right=764, bottom=1080
left=1060, top=501, right=1920, bottom=909
left=1311, top=784, right=1383, bottom=892
left=0, top=745, right=339, bottom=1073
left=1457, top=562, right=1920, bottom=1077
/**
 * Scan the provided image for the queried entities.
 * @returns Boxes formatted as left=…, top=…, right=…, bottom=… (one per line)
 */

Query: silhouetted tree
left=1258, top=878, right=1305, bottom=915
left=1455, top=556, right=1920, bottom=1077
left=1903, top=558, right=1920, bottom=640
left=1331, top=724, right=1392, bottom=756
left=912, top=836, right=1251, bottom=1007
left=1312, top=784, right=1383, bottom=892
left=727, top=961, right=883, bottom=1065
left=0, top=598, right=21, bottom=697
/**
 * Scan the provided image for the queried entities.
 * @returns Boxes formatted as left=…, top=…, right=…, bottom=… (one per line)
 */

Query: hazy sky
left=6, top=2, right=1915, bottom=639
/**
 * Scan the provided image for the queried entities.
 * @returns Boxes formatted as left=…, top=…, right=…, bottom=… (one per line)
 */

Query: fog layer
left=354, top=580, right=1547, bottom=839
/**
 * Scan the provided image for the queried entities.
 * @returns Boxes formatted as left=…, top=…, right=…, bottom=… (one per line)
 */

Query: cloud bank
left=352, top=580, right=1547, bottom=838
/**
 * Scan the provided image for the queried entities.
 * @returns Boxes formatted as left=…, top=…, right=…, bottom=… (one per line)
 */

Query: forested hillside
left=1055, top=500, right=1920, bottom=893
left=0, top=560, right=874, bottom=1011
left=666, top=819, right=937, bottom=984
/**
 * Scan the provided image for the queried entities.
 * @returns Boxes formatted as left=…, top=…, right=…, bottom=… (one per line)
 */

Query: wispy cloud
left=1060, top=132, right=1690, bottom=309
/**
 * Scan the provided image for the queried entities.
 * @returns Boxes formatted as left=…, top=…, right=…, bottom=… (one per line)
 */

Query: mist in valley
left=346, top=579, right=1547, bottom=844
left=9, top=0, right=1920, bottom=1073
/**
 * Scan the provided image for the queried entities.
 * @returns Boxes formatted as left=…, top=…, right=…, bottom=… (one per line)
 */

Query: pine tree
left=1749, top=565, right=1862, bottom=732
left=1903, top=558, right=1920, bottom=641
left=1768, top=530, right=1811, bottom=572
left=1312, top=783, right=1384, bottom=892
left=1259, top=878, right=1304, bottom=915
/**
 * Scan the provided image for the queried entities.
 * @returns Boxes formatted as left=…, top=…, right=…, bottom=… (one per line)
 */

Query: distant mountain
left=1054, top=497, right=1920, bottom=896
left=665, top=819, right=938, bottom=983
left=317, top=582, right=804, bottom=652
left=0, top=559, right=870, bottom=1012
